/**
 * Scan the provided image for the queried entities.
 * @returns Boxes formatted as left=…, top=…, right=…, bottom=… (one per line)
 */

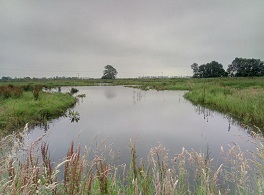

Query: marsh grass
left=0, top=85, right=23, bottom=99
left=0, top=91, right=76, bottom=135
left=0, top=129, right=263, bottom=194
left=184, top=85, right=264, bottom=130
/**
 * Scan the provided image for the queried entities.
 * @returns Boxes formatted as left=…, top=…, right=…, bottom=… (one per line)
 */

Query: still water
left=27, top=86, right=257, bottom=164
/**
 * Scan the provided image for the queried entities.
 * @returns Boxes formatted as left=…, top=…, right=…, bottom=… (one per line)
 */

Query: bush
left=0, top=86, right=23, bottom=99
left=70, top=87, right=79, bottom=95
left=33, top=85, right=42, bottom=100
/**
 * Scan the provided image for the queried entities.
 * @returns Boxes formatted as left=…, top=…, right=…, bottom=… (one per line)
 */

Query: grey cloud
left=0, top=0, right=264, bottom=78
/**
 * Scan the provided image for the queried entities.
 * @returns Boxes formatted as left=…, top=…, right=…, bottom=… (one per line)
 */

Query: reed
left=0, top=85, right=23, bottom=99
left=0, top=129, right=263, bottom=194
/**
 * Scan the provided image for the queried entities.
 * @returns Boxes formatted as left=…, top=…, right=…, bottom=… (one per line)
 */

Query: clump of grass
left=33, top=85, right=42, bottom=100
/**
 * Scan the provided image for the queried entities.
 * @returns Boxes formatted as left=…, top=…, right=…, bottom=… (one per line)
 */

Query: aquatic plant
left=70, top=87, right=79, bottom=95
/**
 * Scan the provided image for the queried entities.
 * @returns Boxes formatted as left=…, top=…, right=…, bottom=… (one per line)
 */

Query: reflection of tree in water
left=104, top=89, right=116, bottom=100
left=132, top=90, right=146, bottom=104
left=195, top=106, right=247, bottom=132
left=39, top=122, right=50, bottom=132
left=31, top=110, right=80, bottom=133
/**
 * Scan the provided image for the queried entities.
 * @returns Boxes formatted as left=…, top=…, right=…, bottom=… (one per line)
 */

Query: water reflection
left=35, top=122, right=50, bottom=132
left=27, top=86, right=258, bottom=169
left=194, top=105, right=251, bottom=133
left=104, top=88, right=116, bottom=100
left=132, top=89, right=146, bottom=104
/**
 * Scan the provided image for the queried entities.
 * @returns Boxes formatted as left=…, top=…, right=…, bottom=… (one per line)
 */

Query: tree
left=193, top=61, right=227, bottom=78
left=1, top=76, right=12, bottom=81
left=227, top=58, right=264, bottom=77
left=204, top=61, right=227, bottom=78
left=191, top=63, right=199, bottom=78
left=101, top=65, right=118, bottom=79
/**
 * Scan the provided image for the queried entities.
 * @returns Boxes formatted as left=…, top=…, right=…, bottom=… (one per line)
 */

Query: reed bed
left=0, top=129, right=263, bottom=194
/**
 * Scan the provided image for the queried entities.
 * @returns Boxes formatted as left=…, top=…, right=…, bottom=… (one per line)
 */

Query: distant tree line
left=0, top=76, right=85, bottom=81
left=191, top=58, right=264, bottom=78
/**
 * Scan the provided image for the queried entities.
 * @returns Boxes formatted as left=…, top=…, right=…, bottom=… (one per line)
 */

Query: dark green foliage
left=192, top=61, right=227, bottom=78
left=70, top=87, right=79, bottom=94
left=191, top=63, right=199, bottom=78
left=1, top=76, right=12, bottom=81
left=101, top=65, right=118, bottom=79
left=227, top=57, right=264, bottom=77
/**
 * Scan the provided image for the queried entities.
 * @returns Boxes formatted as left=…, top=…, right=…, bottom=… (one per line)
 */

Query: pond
left=26, top=86, right=257, bottom=165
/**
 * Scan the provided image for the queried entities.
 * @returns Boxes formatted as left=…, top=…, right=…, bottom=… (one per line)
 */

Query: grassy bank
left=0, top=89, right=76, bottom=135
left=0, top=131, right=263, bottom=194
left=121, top=77, right=264, bottom=131
left=184, top=84, right=264, bottom=129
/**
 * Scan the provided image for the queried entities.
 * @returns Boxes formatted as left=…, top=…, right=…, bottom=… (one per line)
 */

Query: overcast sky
left=0, top=0, right=263, bottom=78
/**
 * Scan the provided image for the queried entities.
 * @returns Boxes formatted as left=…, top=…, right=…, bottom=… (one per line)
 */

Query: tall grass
left=0, top=129, right=263, bottom=194
left=0, top=85, right=23, bottom=99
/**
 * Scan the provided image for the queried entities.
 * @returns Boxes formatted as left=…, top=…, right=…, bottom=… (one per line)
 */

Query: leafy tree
left=227, top=58, right=264, bottom=77
left=194, top=61, right=227, bottom=78
left=191, top=63, right=199, bottom=78
left=101, top=65, right=118, bottom=79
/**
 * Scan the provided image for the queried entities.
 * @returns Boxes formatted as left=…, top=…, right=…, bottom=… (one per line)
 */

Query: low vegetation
left=0, top=85, right=76, bottom=135
left=0, top=130, right=263, bottom=194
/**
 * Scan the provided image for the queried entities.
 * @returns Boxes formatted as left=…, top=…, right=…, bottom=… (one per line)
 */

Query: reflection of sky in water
left=26, top=86, right=258, bottom=165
